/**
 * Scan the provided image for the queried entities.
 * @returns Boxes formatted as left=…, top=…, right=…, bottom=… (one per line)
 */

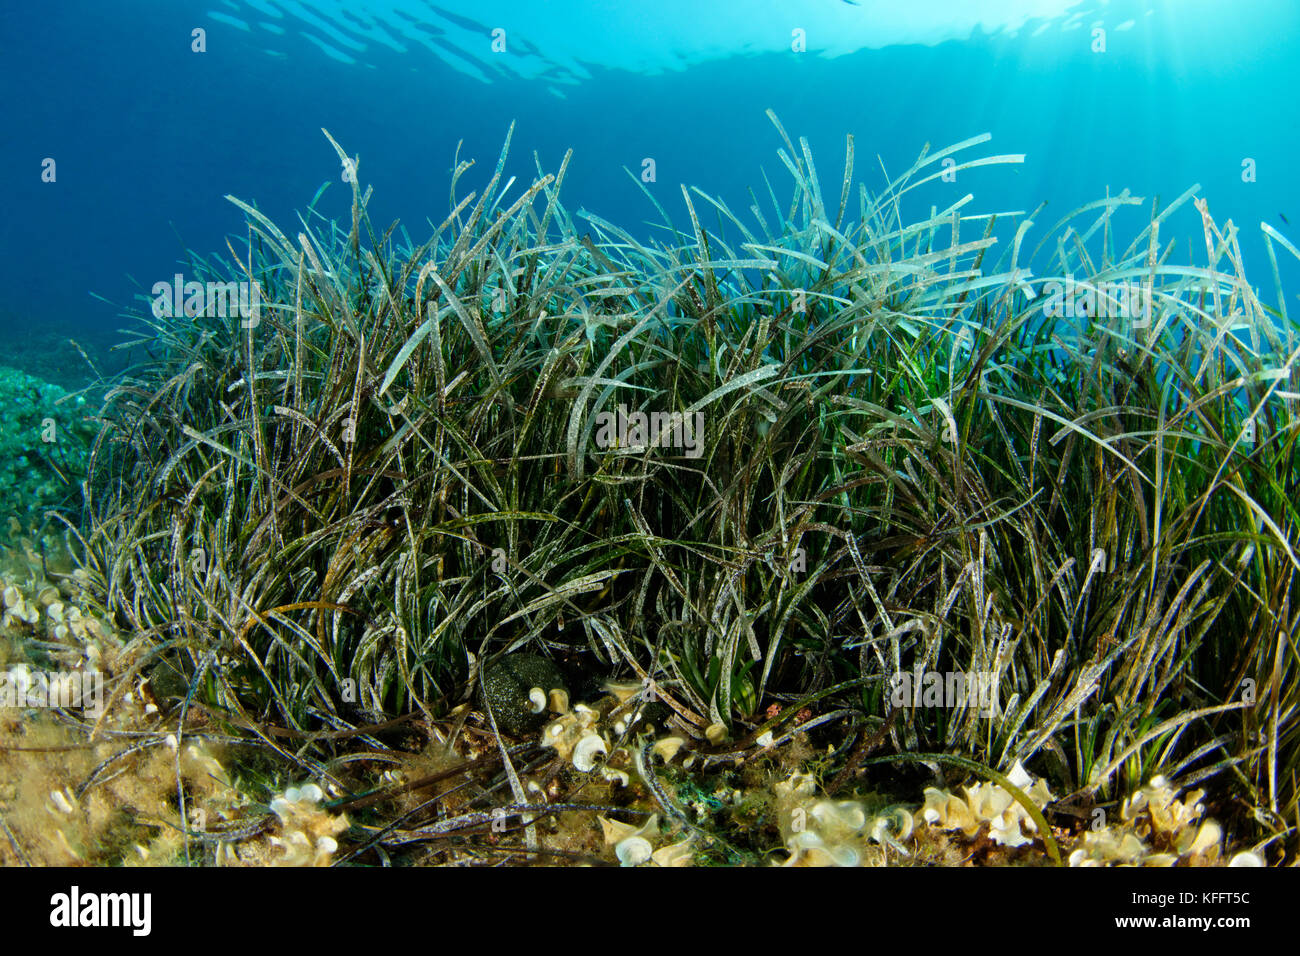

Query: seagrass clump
left=74, top=114, right=1299, bottom=835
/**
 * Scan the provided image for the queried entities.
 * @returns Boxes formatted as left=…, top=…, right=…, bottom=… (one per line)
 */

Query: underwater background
left=1, top=0, right=1299, bottom=871
left=1, top=0, right=1298, bottom=381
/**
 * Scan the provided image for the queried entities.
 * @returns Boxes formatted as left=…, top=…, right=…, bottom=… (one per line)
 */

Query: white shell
left=651, top=736, right=685, bottom=762
left=572, top=732, right=607, bottom=772
left=601, top=767, right=630, bottom=787
left=810, top=800, right=866, bottom=832
left=615, top=836, right=653, bottom=866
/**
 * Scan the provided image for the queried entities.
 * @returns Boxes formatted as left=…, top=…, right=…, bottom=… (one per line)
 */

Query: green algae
left=0, top=366, right=93, bottom=528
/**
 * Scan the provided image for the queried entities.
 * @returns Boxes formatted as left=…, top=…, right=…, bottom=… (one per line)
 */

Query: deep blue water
left=1, top=0, right=1297, bottom=375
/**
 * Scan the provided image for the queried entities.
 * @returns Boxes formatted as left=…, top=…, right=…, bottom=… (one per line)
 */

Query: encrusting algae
left=597, top=813, right=694, bottom=867
left=261, top=784, right=349, bottom=867
left=919, top=760, right=1054, bottom=849
left=1067, top=776, right=1264, bottom=868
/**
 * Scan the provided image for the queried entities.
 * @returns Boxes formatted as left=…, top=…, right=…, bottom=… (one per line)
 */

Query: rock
left=146, top=656, right=191, bottom=704
left=479, top=652, right=567, bottom=736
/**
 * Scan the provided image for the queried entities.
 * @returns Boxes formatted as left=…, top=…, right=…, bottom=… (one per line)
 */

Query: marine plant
left=64, top=112, right=1299, bottom=862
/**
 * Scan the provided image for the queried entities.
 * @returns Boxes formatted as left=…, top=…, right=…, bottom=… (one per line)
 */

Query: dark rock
left=479, top=652, right=567, bottom=736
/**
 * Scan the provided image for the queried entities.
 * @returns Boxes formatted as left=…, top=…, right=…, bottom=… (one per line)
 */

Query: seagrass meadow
left=1, top=114, right=1297, bottom=867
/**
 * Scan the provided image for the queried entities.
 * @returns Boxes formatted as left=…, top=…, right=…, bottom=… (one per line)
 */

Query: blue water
left=1, top=0, right=1297, bottom=374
